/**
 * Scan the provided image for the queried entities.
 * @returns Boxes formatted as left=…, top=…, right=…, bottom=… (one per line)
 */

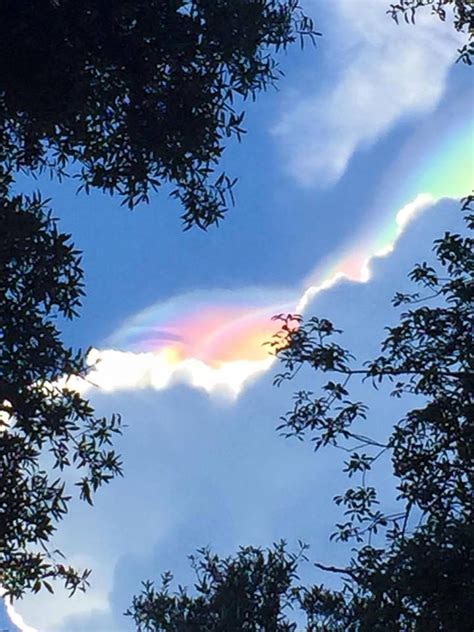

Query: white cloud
left=273, top=0, right=463, bottom=185
left=76, top=349, right=273, bottom=399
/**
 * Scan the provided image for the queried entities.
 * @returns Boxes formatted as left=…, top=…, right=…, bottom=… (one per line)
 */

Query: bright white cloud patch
left=75, top=349, right=273, bottom=399
left=273, top=0, right=463, bottom=185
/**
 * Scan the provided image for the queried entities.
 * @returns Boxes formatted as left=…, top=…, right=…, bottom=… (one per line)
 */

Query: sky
left=3, top=0, right=473, bottom=630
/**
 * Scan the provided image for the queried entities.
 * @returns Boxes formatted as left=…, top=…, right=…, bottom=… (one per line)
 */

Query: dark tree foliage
left=128, top=197, right=473, bottom=630
left=0, top=0, right=316, bottom=228
left=269, top=194, right=474, bottom=630
left=0, top=170, right=123, bottom=598
left=388, top=0, right=474, bottom=64
left=126, top=541, right=309, bottom=631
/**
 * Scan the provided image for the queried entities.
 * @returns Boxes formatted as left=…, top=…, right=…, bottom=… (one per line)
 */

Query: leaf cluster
left=0, top=0, right=317, bottom=228
left=0, top=171, right=123, bottom=598
left=126, top=541, right=310, bottom=631
left=388, top=0, right=474, bottom=64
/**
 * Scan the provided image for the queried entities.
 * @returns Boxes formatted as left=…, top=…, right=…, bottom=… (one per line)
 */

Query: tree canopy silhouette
left=0, top=170, right=123, bottom=598
left=128, top=198, right=473, bottom=630
left=127, top=542, right=309, bottom=631
left=0, top=0, right=316, bottom=228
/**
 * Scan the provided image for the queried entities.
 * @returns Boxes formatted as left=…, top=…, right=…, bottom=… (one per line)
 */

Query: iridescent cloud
left=75, top=113, right=473, bottom=396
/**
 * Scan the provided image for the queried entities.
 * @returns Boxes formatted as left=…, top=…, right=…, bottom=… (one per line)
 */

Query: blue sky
left=4, top=1, right=473, bottom=630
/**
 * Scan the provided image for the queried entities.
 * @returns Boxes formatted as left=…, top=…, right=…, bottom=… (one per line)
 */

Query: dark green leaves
left=126, top=541, right=309, bottom=632
left=0, top=0, right=318, bottom=229
left=388, top=1, right=473, bottom=65
left=0, top=174, right=123, bottom=598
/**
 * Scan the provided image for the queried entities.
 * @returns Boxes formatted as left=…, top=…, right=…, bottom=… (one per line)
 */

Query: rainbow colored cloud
left=107, top=288, right=296, bottom=367
left=74, top=112, right=473, bottom=397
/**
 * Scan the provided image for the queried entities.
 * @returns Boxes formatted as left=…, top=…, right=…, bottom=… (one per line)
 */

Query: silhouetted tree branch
left=0, top=0, right=318, bottom=229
